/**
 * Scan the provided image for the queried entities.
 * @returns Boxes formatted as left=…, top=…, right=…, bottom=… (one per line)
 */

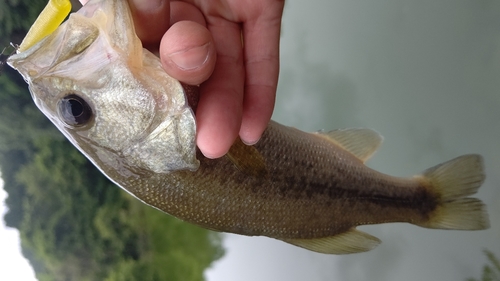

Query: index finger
left=239, top=2, right=284, bottom=144
left=127, top=0, right=170, bottom=46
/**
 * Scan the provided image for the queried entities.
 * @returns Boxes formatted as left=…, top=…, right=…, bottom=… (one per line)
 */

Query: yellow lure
left=18, top=0, right=72, bottom=52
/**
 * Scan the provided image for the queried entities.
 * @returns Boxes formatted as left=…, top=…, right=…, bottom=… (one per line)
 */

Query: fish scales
left=119, top=121, right=437, bottom=239
left=7, top=0, right=489, bottom=254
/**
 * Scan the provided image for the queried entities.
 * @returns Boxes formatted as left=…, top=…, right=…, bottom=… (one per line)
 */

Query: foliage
left=0, top=0, right=47, bottom=47
left=466, top=250, right=500, bottom=281
left=0, top=1, right=224, bottom=280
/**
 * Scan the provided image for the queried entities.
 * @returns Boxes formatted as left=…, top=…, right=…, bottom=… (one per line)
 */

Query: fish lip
left=8, top=3, right=105, bottom=82
left=7, top=41, right=48, bottom=81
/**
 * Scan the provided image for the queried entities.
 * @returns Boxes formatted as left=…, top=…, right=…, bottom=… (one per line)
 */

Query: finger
left=169, top=1, right=206, bottom=26
left=127, top=0, right=170, bottom=46
left=160, top=21, right=216, bottom=85
left=196, top=20, right=245, bottom=158
left=239, top=4, right=284, bottom=145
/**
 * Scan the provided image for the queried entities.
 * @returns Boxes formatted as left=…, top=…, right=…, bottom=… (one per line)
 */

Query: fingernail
left=168, top=43, right=210, bottom=70
left=241, top=137, right=260, bottom=146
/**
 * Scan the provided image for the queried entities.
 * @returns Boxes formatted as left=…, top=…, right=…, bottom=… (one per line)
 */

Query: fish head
left=7, top=0, right=199, bottom=178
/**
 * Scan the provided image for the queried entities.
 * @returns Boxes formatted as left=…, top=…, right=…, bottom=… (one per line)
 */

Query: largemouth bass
left=8, top=0, right=489, bottom=254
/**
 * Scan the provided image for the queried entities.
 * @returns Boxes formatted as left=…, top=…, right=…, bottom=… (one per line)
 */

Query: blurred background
left=1, top=0, right=499, bottom=280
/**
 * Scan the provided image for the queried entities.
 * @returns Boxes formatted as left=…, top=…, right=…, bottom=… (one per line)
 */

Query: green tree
left=0, top=0, right=47, bottom=47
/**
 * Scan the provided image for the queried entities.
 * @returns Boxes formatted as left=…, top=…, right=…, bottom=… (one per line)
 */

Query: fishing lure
left=18, top=0, right=72, bottom=52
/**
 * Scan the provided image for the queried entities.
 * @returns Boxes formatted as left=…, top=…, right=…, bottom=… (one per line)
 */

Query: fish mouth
left=7, top=43, right=49, bottom=82
left=8, top=12, right=102, bottom=84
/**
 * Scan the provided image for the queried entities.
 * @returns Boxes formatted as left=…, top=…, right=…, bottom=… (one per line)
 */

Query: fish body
left=8, top=0, right=489, bottom=254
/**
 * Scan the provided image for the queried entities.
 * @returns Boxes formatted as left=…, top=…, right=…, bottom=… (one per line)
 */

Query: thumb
left=160, top=21, right=216, bottom=86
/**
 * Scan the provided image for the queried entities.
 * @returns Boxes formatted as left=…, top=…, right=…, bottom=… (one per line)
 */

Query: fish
left=7, top=0, right=489, bottom=254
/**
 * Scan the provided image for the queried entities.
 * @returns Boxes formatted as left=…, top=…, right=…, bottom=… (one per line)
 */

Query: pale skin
left=79, top=0, right=285, bottom=158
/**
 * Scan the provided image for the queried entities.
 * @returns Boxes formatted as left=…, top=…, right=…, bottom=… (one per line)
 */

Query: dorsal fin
left=315, top=128, right=383, bottom=162
left=281, top=228, right=381, bottom=254
left=226, top=138, right=268, bottom=178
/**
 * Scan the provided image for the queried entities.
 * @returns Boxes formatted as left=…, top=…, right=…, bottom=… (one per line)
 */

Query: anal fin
left=281, top=228, right=381, bottom=254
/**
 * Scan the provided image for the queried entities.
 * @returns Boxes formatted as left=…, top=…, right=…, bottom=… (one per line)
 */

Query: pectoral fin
left=315, top=128, right=383, bottom=162
left=226, top=138, right=268, bottom=178
left=281, top=228, right=381, bottom=254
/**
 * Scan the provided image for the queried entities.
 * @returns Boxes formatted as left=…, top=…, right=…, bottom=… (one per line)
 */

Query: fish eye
left=58, top=94, right=93, bottom=127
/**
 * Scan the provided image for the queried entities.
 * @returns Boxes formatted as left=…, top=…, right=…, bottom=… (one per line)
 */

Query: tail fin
left=416, top=155, right=490, bottom=230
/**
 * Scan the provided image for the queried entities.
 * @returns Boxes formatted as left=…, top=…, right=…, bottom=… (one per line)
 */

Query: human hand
left=80, top=0, right=284, bottom=159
